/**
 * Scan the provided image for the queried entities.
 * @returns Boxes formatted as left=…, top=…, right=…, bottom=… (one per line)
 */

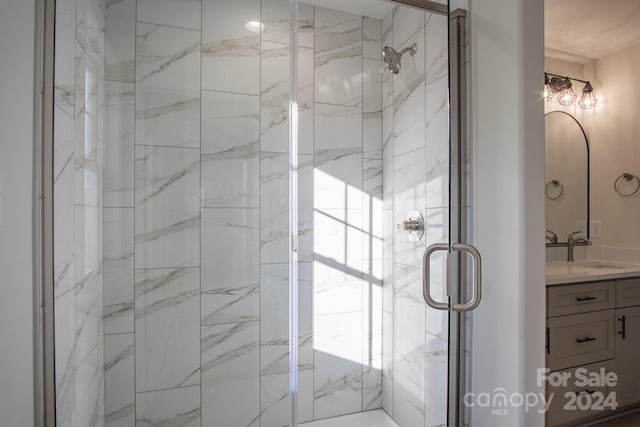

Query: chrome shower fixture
left=382, top=43, right=418, bottom=74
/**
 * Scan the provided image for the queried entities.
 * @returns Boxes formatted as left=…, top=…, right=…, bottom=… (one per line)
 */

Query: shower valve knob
left=397, top=211, right=425, bottom=241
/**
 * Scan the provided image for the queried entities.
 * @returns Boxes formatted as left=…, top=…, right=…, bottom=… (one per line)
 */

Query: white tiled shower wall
left=54, top=0, right=454, bottom=426
left=51, top=0, right=388, bottom=425
left=380, top=7, right=451, bottom=427
left=53, top=0, right=106, bottom=424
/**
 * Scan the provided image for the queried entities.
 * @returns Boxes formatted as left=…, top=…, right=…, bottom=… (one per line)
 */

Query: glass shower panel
left=53, top=0, right=296, bottom=426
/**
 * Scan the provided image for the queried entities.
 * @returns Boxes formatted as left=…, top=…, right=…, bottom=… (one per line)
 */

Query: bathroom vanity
left=546, top=261, right=640, bottom=426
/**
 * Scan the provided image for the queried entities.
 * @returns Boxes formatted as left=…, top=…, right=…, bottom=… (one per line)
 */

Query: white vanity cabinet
left=546, top=277, right=640, bottom=426
left=614, top=305, right=640, bottom=408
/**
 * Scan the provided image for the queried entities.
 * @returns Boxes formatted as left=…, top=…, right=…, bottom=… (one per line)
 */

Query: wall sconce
left=544, top=72, right=597, bottom=109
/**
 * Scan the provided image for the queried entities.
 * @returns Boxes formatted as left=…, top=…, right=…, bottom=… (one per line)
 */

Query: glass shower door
left=289, top=0, right=455, bottom=426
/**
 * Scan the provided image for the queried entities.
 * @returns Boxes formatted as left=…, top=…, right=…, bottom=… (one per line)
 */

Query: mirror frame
left=544, top=110, right=590, bottom=247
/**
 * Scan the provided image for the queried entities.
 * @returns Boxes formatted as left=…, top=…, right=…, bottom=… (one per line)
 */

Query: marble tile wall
left=381, top=5, right=450, bottom=427
left=97, top=1, right=384, bottom=426
left=53, top=0, right=106, bottom=425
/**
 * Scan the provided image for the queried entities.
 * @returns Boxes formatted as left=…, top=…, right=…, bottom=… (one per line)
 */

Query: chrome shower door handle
left=423, top=243, right=482, bottom=312
left=450, top=243, right=482, bottom=312
left=423, top=243, right=450, bottom=310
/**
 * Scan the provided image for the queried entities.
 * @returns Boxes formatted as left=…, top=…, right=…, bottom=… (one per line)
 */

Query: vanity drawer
left=616, top=278, right=640, bottom=308
left=546, top=360, right=616, bottom=427
left=547, top=282, right=615, bottom=317
left=547, top=310, right=616, bottom=372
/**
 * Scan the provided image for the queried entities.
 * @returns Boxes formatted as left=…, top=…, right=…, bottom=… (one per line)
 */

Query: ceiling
left=545, top=0, right=640, bottom=63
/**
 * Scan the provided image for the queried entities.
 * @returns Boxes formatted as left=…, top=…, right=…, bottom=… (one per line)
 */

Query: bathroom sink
left=574, top=261, right=629, bottom=270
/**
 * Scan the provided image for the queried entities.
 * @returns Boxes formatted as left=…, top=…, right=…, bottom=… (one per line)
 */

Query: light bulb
left=244, top=20, right=265, bottom=33
left=557, top=79, right=576, bottom=106
left=544, top=73, right=554, bottom=101
left=578, top=82, right=597, bottom=109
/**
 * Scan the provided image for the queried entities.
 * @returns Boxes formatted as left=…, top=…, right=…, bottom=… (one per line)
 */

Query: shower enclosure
left=50, top=0, right=472, bottom=425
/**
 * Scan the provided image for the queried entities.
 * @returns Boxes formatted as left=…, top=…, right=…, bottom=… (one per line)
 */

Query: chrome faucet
left=546, top=229, right=558, bottom=244
left=567, top=231, right=591, bottom=262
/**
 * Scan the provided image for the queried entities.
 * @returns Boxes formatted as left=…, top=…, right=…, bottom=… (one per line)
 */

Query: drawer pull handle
left=618, top=316, right=626, bottom=339
left=576, top=296, right=597, bottom=302
left=576, top=337, right=597, bottom=344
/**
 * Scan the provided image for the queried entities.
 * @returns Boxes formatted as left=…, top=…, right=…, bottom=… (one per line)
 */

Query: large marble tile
left=260, top=42, right=314, bottom=155
left=201, top=208, right=259, bottom=325
left=314, top=312, right=363, bottom=419
left=259, top=152, right=313, bottom=264
left=135, top=23, right=200, bottom=148
left=202, top=0, right=260, bottom=95
left=135, top=267, right=200, bottom=392
left=74, top=44, right=103, bottom=208
left=136, top=385, right=200, bottom=427
left=382, top=210, right=394, bottom=313
left=425, top=12, right=448, bottom=85
left=260, top=369, right=314, bottom=426
left=363, top=158, right=383, bottom=203
left=392, top=370, right=425, bottom=427
left=137, top=0, right=201, bottom=30
left=363, top=59, right=383, bottom=161
left=201, top=90, right=259, bottom=208
left=75, top=346, right=104, bottom=427
left=54, top=0, right=76, bottom=115
left=382, top=106, right=394, bottom=211
left=362, top=270, right=383, bottom=362
left=76, top=0, right=106, bottom=70
left=314, top=7, right=363, bottom=107
left=104, top=333, right=135, bottom=427
left=363, top=17, right=382, bottom=60
left=424, top=333, right=448, bottom=427
left=423, top=208, right=449, bottom=341
left=261, top=0, right=314, bottom=48
left=201, top=322, right=260, bottom=427
left=103, top=208, right=134, bottom=334
left=54, top=289, right=77, bottom=427
left=134, top=146, right=200, bottom=269
left=382, top=11, right=394, bottom=112
left=314, top=207, right=364, bottom=280
left=314, top=103, right=363, bottom=210
left=298, top=154, right=315, bottom=263
left=260, top=152, right=289, bottom=264
left=105, top=0, right=135, bottom=83
left=363, top=361, right=383, bottom=410
left=73, top=205, right=103, bottom=365
left=392, top=6, right=424, bottom=49
left=393, top=264, right=426, bottom=390
left=54, top=106, right=75, bottom=298
left=393, top=148, right=426, bottom=268
left=104, top=81, right=134, bottom=208
left=259, top=263, right=313, bottom=376
left=425, top=76, right=449, bottom=210
left=393, top=29, right=426, bottom=156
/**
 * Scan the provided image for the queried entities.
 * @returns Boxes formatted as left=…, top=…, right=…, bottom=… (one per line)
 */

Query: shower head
left=382, top=43, right=418, bottom=74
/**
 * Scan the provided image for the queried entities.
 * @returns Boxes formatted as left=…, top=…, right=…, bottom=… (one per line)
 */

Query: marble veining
left=104, top=333, right=135, bottom=427
left=105, top=0, right=135, bottom=83
left=314, top=7, right=363, bottom=107
left=201, top=322, right=260, bottom=427
left=135, top=267, right=200, bottom=392
left=136, top=386, right=201, bottom=427
left=135, top=23, right=201, bottom=148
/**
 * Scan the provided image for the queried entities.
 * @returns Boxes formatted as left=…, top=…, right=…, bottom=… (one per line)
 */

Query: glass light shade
left=544, top=83, right=554, bottom=101
left=578, top=82, right=597, bottom=109
left=557, top=86, right=576, bottom=106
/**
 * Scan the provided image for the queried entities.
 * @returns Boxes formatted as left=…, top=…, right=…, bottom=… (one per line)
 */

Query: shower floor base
left=299, top=409, right=399, bottom=427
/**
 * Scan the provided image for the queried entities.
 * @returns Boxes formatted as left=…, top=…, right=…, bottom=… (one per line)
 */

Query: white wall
left=0, top=0, right=36, bottom=426
left=470, top=0, right=546, bottom=425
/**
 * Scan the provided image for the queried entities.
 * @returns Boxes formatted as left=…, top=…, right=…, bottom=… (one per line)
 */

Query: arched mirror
left=545, top=111, right=590, bottom=245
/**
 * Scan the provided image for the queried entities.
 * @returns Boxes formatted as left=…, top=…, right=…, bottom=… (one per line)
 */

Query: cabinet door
left=614, top=306, right=640, bottom=408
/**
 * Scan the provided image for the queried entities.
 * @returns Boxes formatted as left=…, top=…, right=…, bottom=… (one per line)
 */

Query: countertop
left=546, top=260, right=640, bottom=286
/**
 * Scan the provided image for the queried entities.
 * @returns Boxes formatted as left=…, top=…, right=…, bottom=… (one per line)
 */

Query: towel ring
left=545, top=180, right=564, bottom=200
left=614, top=173, right=640, bottom=198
